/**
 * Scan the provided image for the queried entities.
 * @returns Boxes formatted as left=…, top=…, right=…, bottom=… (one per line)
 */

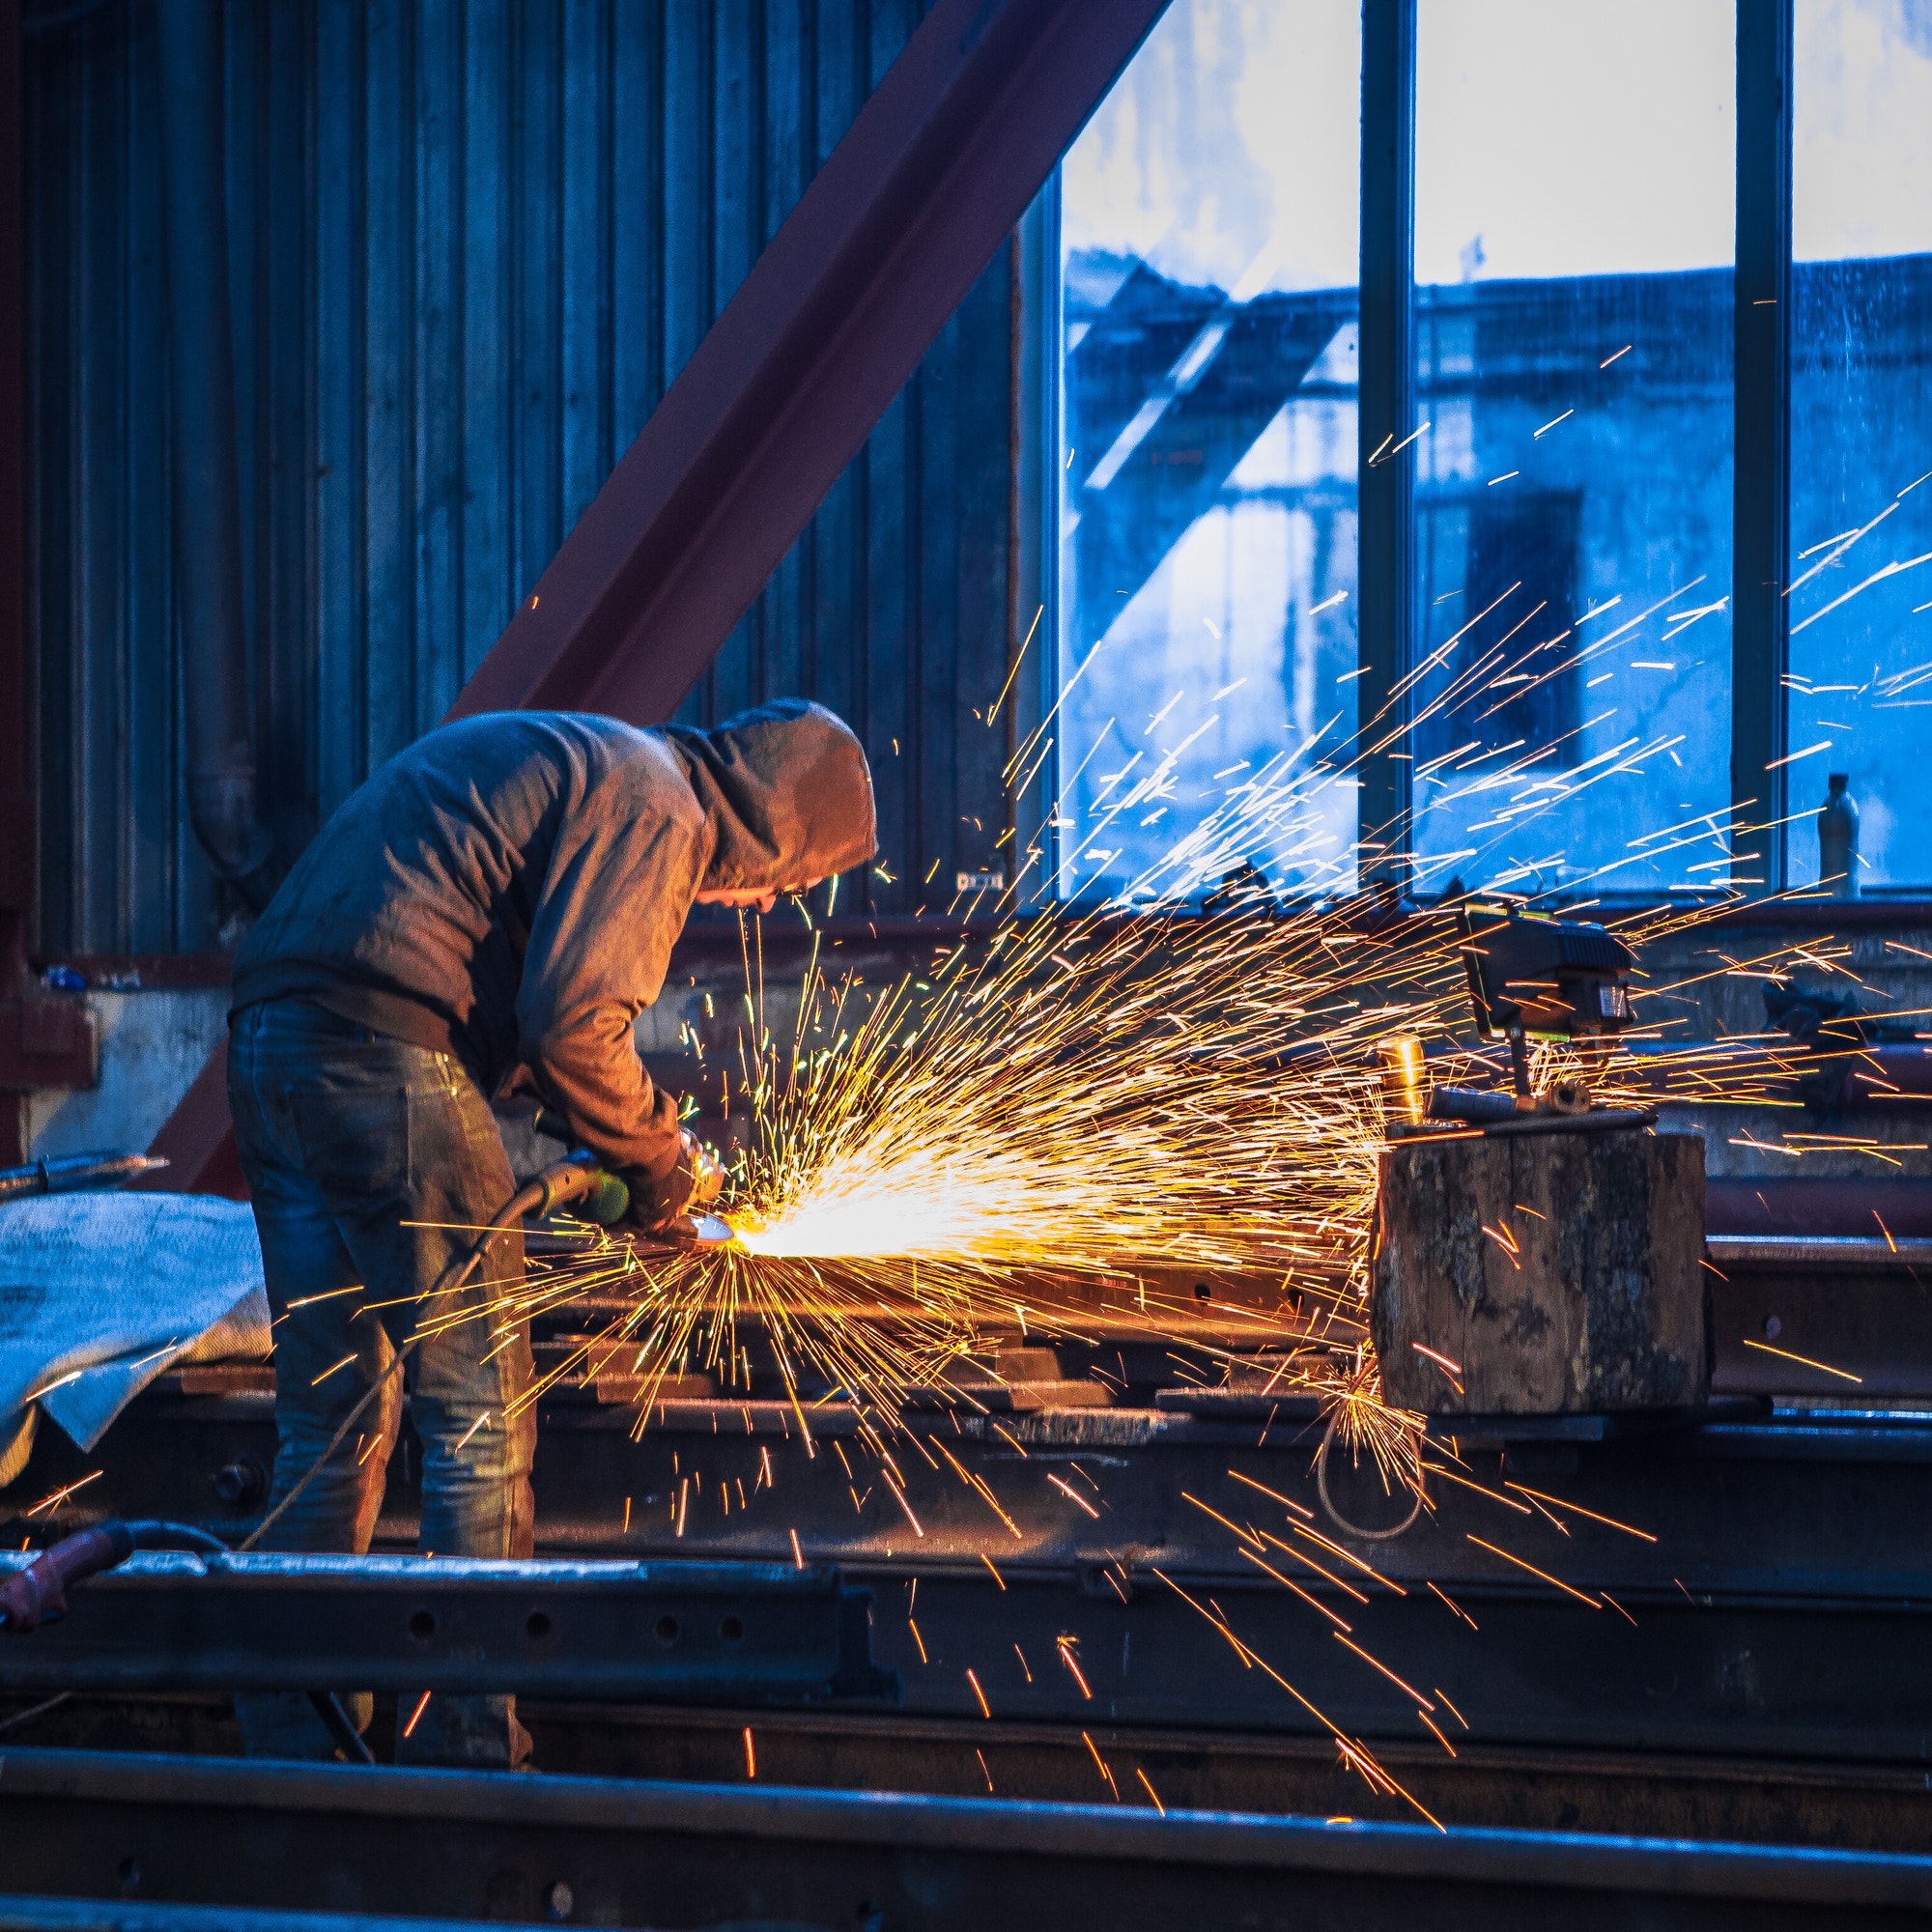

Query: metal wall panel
left=24, top=0, right=1014, bottom=954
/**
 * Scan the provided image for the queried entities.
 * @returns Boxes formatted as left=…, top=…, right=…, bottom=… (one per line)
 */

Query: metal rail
left=3, top=1748, right=1931, bottom=1928
left=11, top=1692, right=1932, bottom=1852
left=0, top=1554, right=893, bottom=1704
left=1708, top=1236, right=1932, bottom=1396
left=14, top=1396, right=1932, bottom=1760
left=0, top=1905, right=530, bottom=1932
left=7, top=1242, right=1932, bottom=1766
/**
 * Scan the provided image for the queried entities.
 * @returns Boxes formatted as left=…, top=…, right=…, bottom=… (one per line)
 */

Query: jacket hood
left=666, top=699, right=877, bottom=892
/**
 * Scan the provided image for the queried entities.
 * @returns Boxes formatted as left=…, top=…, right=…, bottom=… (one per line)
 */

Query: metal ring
left=1314, top=1408, right=1426, bottom=1542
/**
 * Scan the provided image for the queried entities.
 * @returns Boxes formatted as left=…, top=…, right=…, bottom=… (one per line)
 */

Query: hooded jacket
left=230, top=702, right=875, bottom=1191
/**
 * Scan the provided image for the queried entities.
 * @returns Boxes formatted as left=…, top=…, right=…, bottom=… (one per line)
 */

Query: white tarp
left=0, top=1192, right=270, bottom=1487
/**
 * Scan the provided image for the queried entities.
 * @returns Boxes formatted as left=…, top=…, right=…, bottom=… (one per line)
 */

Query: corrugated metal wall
left=25, top=0, right=1015, bottom=955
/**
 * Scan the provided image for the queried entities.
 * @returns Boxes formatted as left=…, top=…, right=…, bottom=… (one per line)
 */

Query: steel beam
left=1708, top=1236, right=1932, bottom=1395
left=449, top=0, right=1167, bottom=726
left=4, top=1748, right=1932, bottom=1929
left=20, top=1385, right=1932, bottom=1761
left=494, top=1702, right=1932, bottom=1850
left=0, top=1553, right=892, bottom=1704
left=134, top=1039, right=245, bottom=1199
left=833, top=1563, right=1932, bottom=1764
left=15, top=1693, right=1931, bottom=1854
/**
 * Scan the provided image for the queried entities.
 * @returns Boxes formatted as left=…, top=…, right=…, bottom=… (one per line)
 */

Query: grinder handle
left=531, top=1153, right=631, bottom=1225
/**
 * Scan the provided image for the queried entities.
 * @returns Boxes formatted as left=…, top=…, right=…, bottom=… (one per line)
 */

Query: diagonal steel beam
left=142, top=0, right=1166, bottom=1192
left=450, top=0, right=1168, bottom=725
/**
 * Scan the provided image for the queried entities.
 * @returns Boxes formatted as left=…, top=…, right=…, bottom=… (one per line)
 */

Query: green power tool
left=530, top=1147, right=736, bottom=1250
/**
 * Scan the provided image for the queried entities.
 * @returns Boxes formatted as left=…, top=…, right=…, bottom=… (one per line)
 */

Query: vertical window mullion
left=1358, top=0, right=1416, bottom=891
left=1732, top=0, right=1794, bottom=890
left=1012, top=176, right=1058, bottom=907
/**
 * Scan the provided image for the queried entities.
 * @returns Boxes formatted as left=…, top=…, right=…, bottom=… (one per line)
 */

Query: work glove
left=620, top=1130, right=725, bottom=1234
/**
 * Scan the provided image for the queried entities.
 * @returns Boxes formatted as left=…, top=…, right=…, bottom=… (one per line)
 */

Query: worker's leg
left=348, top=1041, right=537, bottom=1769
left=229, top=997, right=536, bottom=1767
left=227, top=1001, right=404, bottom=1758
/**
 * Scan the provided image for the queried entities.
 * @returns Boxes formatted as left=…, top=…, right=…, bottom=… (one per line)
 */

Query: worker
left=223, top=701, right=876, bottom=1767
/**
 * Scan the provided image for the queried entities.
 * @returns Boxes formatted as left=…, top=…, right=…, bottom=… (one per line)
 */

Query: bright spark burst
left=411, top=659, right=1884, bottom=1481
left=210, top=523, right=1925, bottom=1829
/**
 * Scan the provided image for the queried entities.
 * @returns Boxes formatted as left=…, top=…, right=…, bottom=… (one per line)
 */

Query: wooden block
left=1372, top=1126, right=1706, bottom=1414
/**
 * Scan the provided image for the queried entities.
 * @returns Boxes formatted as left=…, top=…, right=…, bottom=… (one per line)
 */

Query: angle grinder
left=526, top=1127, right=739, bottom=1252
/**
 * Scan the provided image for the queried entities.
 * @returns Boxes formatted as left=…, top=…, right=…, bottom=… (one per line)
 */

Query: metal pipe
left=0, top=1151, right=169, bottom=1201
left=156, top=0, right=270, bottom=905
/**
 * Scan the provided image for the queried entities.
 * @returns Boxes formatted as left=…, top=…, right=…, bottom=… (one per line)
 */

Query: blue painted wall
left=25, top=0, right=1016, bottom=954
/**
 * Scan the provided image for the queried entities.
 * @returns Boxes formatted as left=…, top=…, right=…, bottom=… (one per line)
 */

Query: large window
left=1048, top=0, right=1932, bottom=902
left=1786, top=0, right=1932, bottom=891
left=1409, top=0, right=1735, bottom=896
left=1056, top=0, right=1362, bottom=903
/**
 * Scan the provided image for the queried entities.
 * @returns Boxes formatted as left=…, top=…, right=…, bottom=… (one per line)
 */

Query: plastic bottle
left=1817, top=773, right=1860, bottom=899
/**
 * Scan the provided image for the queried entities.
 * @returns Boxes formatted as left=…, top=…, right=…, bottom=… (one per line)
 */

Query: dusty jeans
left=228, top=997, right=535, bottom=1767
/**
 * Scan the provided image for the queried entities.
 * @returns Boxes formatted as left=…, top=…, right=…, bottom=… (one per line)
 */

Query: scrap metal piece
left=1376, top=1035, right=1430, bottom=1127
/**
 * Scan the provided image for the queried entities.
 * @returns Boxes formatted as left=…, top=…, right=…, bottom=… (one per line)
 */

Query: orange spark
left=966, top=1668, right=991, bottom=1719
left=1466, top=1535, right=1601, bottom=1608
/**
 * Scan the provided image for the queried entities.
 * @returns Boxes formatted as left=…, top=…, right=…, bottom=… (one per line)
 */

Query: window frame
left=1033, top=0, right=1818, bottom=904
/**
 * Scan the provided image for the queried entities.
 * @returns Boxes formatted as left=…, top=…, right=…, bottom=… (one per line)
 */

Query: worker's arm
left=515, top=776, right=710, bottom=1215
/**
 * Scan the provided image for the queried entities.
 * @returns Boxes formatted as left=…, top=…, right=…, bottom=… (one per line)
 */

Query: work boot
left=234, top=1690, right=374, bottom=1762
left=395, top=1690, right=532, bottom=1770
